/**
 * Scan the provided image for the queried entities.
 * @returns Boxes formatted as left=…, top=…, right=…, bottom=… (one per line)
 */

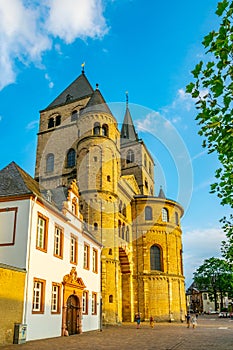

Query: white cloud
left=26, top=120, right=39, bottom=130
left=0, top=0, right=108, bottom=90
left=46, top=0, right=108, bottom=43
left=183, top=227, right=225, bottom=287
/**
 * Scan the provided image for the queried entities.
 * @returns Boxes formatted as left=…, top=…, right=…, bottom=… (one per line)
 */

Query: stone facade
left=34, top=70, right=186, bottom=324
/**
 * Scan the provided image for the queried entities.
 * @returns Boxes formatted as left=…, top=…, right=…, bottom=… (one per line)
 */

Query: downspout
left=23, top=195, right=37, bottom=324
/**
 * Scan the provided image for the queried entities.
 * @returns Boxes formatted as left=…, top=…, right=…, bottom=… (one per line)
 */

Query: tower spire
left=81, top=62, right=85, bottom=74
left=126, top=91, right=129, bottom=108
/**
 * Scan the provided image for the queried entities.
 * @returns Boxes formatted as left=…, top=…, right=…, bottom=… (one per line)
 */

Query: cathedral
left=35, top=68, right=186, bottom=324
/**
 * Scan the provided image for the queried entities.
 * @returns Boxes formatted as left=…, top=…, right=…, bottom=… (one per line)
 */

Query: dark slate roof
left=45, top=72, right=94, bottom=110
left=120, top=106, right=138, bottom=143
left=0, top=161, right=42, bottom=197
left=80, top=88, right=112, bottom=116
left=0, top=162, right=67, bottom=213
left=158, top=186, right=166, bottom=199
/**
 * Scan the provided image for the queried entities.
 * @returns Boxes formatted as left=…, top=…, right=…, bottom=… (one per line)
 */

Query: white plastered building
left=0, top=162, right=102, bottom=341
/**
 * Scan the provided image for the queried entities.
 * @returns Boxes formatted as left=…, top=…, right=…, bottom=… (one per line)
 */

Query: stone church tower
left=35, top=69, right=186, bottom=323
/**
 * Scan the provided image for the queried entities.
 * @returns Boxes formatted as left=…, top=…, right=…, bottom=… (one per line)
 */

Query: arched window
left=107, top=175, right=111, bottom=182
left=67, top=148, right=76, bottom=167
left=118, top=220, right=121, bottom=237
left=55, top=115, right=61, bottom=126
left=144, top=154, right=147, bottom=168
left=48, top=117, right=54, bottom=129
left=71, top=110, right=78, bottom=122
left=145, top=206, right=152, bottom=220
left=119, top=200, right=122, bottom=214
left=122, top=223, right=125, bottom=240
left=123, top=204, right=126, bottom=217
left=126, top=149, right=134, bottom=164
left=46, top=153, right=54, bottom=172
left=126, top=227, right=129, bottom=242
left=150, top=245, right=162, bottom=271
left=102, top=124, right=109, bottom=136
left=149, top=161, right=152, bottom=175
left=162, top=208, right=169, bottom=222
left=93, top=122, right=100, bottom=135
left=94, top=223, right=98, bottom=231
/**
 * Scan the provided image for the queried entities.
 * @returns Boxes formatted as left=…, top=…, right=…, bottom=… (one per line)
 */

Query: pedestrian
left=191, top=315, right=197, bottom=329
left=135, top=313, right=141, bottom=329
left=186, top=313, right=191, bottom=328
left=149, top=316, right=154, bottom=328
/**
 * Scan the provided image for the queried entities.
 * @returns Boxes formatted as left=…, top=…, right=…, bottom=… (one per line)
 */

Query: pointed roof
left=120, top=106, right=138, bottom=143
left=158, top=186, right=166, bottom=199
left=45, top=72, right=94, bottom=110
left=80, top=87, right=112, bottom=116
left=0, top=161, right=42, bottom=197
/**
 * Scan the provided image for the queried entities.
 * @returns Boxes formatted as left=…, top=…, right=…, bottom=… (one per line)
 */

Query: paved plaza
left=1, top=315, right=233, bottom=350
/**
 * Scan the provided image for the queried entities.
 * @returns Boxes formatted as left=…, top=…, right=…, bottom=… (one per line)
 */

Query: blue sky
left=0, top=0, right=231, bottom=286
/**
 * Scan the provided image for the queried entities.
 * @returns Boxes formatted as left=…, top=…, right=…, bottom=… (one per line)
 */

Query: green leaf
left=186, top=82, right=195, bottom=93
left=191, top=61, right=203, bottom=78
left=216, top=0, right=229, bottom=16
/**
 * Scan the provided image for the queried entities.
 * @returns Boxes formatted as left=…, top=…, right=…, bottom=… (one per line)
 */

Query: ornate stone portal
left=62, top=267, right=86, bottom=336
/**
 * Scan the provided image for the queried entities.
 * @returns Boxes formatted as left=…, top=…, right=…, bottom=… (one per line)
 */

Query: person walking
left=135, top=313, right=141, bottom=329
left=191, top=315, right=197, bottom=329
left=186, top=313, right=191, bottom=328
left=149, top=316, right=154, bottom=328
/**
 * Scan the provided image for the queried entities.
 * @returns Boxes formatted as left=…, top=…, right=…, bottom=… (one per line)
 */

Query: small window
left=162, top=208, right=169, bottom=222
left=67, top=148, right=76, bottom=168
left=51, top=283, right=61, bottom=314
left=55, top=115, right=61, bottom=126
left=36, top=213, right=48, bottom=252
left=118, top=220, right=121, bottom=237
left=54, top=225, right=63, bottom=258
left=70, top=235, right=78, bottom=264
left=109, top=295, right=113, bottom=303
left=92, top=292, right=97, bottom=314
left=32, top=278, right=46, bottom=313
left=84, top=243, right=90, bottom=269
left=122, top=204, right=126, bottom=217
left=46, top=153, right=54, bottom=172
left=149, top=161, right=152, bottom=175
left=94, top=222, right=98, bottom=231
left=150, top=245, right=162, bottom=271
left=92, top=248, right=98, bottom=273
left=82, top=291, right=88, bottom=314
left=78, top=129, right=81, bottom=138
left=145, top=179, right=148, bottom=189
left=119, top=200, right=122, bottom=213
left=102, top=124, right=109, bottom=136
left=122, top=223, right=125, bottom=240
left=93, top=122, right=100, bottom=135
left=109, top=248, right=112, bottom=255
left=126, top=227, right=129, bottom=242
left=107, top=175, right=111, bottom=182
left=71, top=110, right=78, bottom=122
left=126, top=149, right=134, bottom=164
left=94, top=156, right=98, bottom=162
left=144, top=154, right=147, bottom=168
left=48, top=117, right=54, bottom=129
left=145, top=206, right=152, bottom=220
